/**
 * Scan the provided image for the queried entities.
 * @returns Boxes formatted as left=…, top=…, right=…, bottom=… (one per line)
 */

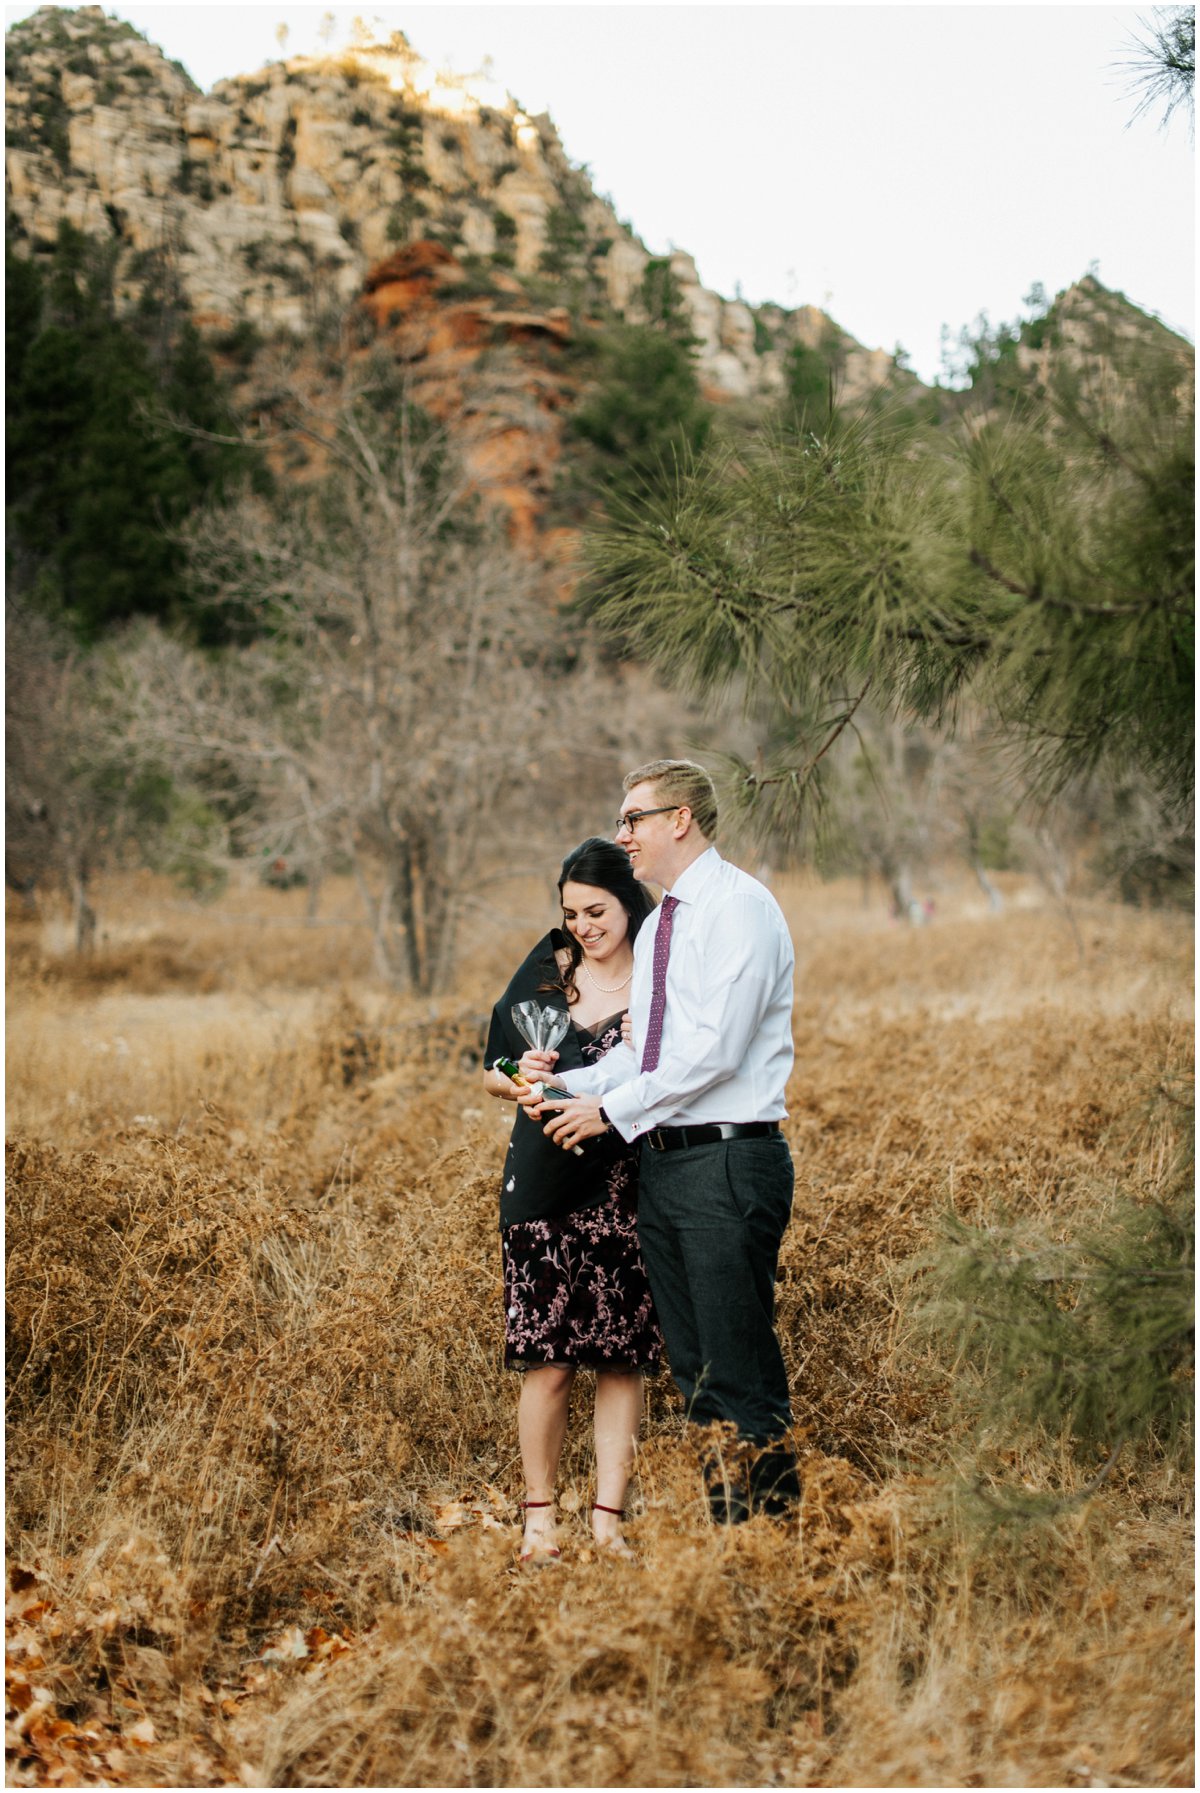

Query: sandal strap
left=592, top=1502, right=625, bottom=1517
left=520, top=1499, right=553, bottom=1509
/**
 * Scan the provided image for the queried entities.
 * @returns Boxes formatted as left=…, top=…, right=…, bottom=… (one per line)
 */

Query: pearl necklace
left=581, top=958, right=632, bottom=995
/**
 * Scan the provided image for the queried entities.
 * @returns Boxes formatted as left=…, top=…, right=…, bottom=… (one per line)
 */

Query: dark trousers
left=637, top=1134, right=800, bottom=1514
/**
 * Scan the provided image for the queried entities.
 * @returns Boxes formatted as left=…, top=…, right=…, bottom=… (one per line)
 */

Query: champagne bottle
left=495, top=1055, right=574, bottom=1101
left=495, top=1055, right=583, bottom=1153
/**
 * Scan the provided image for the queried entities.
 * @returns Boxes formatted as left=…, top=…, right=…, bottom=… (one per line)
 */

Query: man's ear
left=674, top=806, right=692, bottom=836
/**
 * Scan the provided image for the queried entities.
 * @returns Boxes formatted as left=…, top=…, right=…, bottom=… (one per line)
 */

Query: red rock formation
left=354, top=242, right=584, bottom=561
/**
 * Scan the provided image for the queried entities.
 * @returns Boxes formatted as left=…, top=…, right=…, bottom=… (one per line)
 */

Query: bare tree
left=147, top=354, right=581, bottom=992
left=813, top=710, right=1019, bottom=920
left=4, top=603, right=190, bottom=949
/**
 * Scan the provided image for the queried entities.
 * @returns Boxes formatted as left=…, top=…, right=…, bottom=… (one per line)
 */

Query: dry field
left=5, top=867, right=1194, bottom=1788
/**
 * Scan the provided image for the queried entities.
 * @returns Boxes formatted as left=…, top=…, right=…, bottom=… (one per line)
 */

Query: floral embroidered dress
left=485, top=935, right=662, bottom=1373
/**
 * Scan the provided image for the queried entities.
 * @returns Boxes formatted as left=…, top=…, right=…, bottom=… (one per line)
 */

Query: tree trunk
left=5, top=862, right=39, bottom=914
left=427, top=878, right=460, bottom=998
left=1036, top=826, right=1085, bottom=962
left=394, top=839, right=426, bottom=993
left=71, top=862, right=96, bottom=954
left=351, top=856, right=403, bottom=988
left=970, top=856, right=1005, bottom=913
left=887, top=860, right=914, bottom=922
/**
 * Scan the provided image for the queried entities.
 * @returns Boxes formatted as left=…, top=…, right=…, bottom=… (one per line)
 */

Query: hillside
left=4, top=2, right=902, bottom=408
left=1016, top=271, right=1194, bottom=397
left=9, top=4, right=1194, bottom=568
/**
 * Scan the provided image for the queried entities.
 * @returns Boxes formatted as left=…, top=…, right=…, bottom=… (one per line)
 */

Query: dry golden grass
left=5, top=869, right=1193, bottom=1787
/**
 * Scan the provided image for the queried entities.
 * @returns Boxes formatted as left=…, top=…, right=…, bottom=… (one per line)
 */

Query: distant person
left=521, top=761, right=801, bottom=1522
left=483, top=838, right=662, bottom=1563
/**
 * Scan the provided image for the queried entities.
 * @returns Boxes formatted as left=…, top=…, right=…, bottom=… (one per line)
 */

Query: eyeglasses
left=615, top=806, right=679, bottom=835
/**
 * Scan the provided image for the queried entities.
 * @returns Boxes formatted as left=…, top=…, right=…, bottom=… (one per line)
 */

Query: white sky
left=8, top=1, right=1195, bottom=380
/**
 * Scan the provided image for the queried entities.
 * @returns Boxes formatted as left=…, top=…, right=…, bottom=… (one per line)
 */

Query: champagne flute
left=511, top=1001, right=570, bottom=1056
left=509, top=1001, right=581, bottom=1153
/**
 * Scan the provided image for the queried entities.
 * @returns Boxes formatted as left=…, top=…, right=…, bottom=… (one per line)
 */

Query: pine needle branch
left=742, top=680, right=873, bottom=788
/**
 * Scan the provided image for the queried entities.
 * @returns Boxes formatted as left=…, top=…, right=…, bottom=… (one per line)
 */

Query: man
left=521, top=758, right=801, bottom=1520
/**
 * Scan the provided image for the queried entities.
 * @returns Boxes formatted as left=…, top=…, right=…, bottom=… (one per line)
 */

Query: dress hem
left=505, top=1357, right=660, bottom=1375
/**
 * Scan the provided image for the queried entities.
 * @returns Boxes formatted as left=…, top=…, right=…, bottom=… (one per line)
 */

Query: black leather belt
left=643, top=1121, right=781, bottom=1152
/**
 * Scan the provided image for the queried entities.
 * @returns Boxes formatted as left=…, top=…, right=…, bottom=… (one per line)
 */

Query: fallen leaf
left=6, top=1578, right=46, bottom=1622
left=126, top=1716, right=156, bottom=1745
left=260, top=1625, right=308, bottom=1664
left=7, top=1683, right=55, bottom=1736
left=7, top=1675, right=35, bottom=1713
left=6, top=1631, right=46, bottom=1666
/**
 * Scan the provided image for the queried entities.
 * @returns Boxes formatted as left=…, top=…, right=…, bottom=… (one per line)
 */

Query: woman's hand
left=518, top=1048, right=558, bottom=1082
left=514, top=1080, right=551, bottom=1118
left=483, top=1064, right=520, bottom=1102
left=620, top=1013, right=635, bottom=1051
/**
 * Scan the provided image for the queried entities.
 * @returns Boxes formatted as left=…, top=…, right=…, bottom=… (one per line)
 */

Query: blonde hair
left=623, top=758, right=719, bottom=842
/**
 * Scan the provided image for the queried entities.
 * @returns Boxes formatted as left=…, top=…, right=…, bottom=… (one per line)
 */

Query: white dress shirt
left=560, top=847, right=794, bottom=1142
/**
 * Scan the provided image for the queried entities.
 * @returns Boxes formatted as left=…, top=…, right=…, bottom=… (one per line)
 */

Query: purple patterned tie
left=640, top=895, right=679, bottom=1073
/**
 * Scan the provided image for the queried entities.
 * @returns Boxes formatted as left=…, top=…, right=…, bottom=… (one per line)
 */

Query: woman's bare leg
left=518, top=1365, right=575, bottom=1552
left=592, top=1371, right=642, bottom=1552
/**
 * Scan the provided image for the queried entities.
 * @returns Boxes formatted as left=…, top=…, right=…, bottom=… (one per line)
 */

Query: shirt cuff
left=599, top=1081, right=649, bottom=1142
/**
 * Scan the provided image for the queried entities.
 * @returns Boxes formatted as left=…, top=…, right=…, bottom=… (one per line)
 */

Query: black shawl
left=485, top=930, right=630, bottom=1227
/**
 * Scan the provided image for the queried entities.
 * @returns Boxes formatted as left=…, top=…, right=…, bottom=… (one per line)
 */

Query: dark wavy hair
left=544, top=836, right=655, bottom=1005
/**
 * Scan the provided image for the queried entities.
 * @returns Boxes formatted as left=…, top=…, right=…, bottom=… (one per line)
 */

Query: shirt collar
left=665, top=845, right=720, bottom=905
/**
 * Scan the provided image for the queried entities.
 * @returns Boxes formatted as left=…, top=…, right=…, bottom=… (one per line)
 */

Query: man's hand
left=539, top=1095, right=611, bottom=1152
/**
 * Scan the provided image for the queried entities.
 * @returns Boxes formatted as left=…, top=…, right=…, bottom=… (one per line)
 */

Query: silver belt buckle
left=646, top=1128, right=665, bottom=1151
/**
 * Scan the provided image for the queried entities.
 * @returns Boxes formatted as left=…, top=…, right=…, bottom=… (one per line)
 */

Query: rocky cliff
left=4, top=3, right=902, bottom=406
left=1014, top=273, right=1193, bottom=400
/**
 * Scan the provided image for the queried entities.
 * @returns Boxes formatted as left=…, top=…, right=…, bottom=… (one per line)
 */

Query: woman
left=483, top=837, right=661, bottom=1563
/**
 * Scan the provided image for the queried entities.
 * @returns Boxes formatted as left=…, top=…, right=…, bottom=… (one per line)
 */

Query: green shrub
left=908, top=1082, right=1194, bottom=1492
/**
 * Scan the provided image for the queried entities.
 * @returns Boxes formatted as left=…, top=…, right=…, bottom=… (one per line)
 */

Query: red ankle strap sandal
left=517, top=1498, right=560, bottom=1565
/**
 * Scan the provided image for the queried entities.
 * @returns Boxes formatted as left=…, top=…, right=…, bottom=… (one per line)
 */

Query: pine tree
left=580, top=313, right=1194, bottom=1498
left=6, top=225, right=252, bottom=637
left=568, top=324, right=711, bottom=506
left=582, top=350, right=1194, bottom=826
left=1122, top=3, right=1195, bottom=134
